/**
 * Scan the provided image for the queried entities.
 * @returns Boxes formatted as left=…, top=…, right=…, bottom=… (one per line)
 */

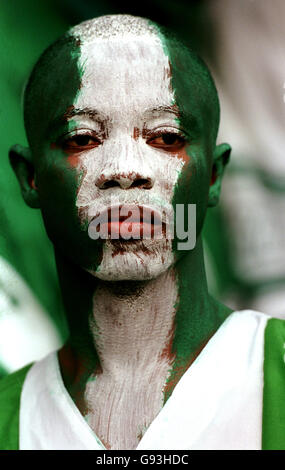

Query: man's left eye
left=146, top=133, right=186, bottom=151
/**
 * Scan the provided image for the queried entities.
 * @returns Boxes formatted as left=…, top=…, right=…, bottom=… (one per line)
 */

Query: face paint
left=29, top=16, right=214, bottom=282
left=68, top=29, right=191, bottom=281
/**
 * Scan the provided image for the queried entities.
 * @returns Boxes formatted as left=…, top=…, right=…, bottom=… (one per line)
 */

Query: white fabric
left=20, top=310, right=269, bottom=450
left=0, top=256, right=62, bottom=373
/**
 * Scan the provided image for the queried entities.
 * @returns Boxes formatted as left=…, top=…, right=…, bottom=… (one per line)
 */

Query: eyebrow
left=143, top=105, right=180, bottom=118
left=46, top=107, right=106, bottom=139
left=63, top=107, right=106, bottom=122
left=143, top=104, right=198, bottom=135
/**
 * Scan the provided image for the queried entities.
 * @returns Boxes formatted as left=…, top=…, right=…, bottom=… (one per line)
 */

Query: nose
left=96, top=172, right=154, bottom=190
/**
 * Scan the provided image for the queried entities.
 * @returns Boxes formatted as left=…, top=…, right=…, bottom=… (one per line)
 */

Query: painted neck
left=55, top=239, right=232, bottom=449
left=55, top=237, right=229, bottom=387
left=89, top=271, right=178, bottom=377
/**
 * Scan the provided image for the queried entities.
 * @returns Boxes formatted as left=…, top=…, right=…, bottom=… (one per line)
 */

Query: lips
left=89, top=204, right=167, bottom=240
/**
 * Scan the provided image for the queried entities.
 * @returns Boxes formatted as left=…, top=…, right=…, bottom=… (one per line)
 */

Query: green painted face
left=17, top=24, right=229, bottom=279
left=157, top=31, right=224, bottom=258
left=22, top=35, right=104, bottom=271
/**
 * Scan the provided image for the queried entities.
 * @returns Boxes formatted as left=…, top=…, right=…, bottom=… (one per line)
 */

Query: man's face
left=32, top=33, right=212, bottom=280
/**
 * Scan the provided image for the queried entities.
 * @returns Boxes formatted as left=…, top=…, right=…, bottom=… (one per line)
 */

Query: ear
left=208, top=143, right=231, bottom=207
left=9, top=144, right=40, bottom=209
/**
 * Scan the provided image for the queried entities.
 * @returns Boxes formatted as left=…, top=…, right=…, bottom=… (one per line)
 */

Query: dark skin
left=9, top=30, right=232, bottom=449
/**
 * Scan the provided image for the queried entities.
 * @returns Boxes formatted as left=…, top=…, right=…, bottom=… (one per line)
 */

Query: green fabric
left=0, top=363, right=33, bottom=450
left=262, top=318, right=285, bottom=450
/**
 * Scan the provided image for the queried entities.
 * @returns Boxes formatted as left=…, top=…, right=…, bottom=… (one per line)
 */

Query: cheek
left=36, top=152, right=82, bottom=218
left=173, top=145, right=210, bottom=203
left=177, top=146, right=191, bottom=165
left=163, top=146, right=194, bottom=203
left=66, top=153, right=81, bottom=169
left=35, top=153, right=104, bottom=269
left=171, top=149, right=193, bottom=205
left=75, top=153, right=103, bottom=221
left=171, top=148, right=210, bottom=227
left=150, top=151, right=186, bottom=204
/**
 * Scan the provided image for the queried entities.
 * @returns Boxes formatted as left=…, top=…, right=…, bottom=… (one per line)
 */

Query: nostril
left=96, top=174, right=154, bottom=190
left=101, top=180, right=121, bottom=189
left=130, top=178, right=152, bottom=189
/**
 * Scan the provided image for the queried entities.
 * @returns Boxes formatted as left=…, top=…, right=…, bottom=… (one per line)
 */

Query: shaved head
left=23, top=15, right=220, bottom=151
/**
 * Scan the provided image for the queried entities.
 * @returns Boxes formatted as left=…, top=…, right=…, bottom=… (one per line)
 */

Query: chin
left=88, top=238, right=174, bottom=281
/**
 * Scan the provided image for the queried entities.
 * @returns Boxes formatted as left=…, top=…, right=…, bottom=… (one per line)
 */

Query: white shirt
left=19, top=310, right=269, bottom=450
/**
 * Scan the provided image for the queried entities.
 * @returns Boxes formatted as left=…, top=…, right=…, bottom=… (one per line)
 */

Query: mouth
left=88, top=204, right=167, bottom=240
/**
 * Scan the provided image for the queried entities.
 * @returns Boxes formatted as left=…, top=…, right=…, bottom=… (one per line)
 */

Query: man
left=0, top=14, right=284, bottom=450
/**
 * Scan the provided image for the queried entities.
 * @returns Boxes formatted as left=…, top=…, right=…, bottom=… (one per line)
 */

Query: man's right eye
left=61, top=134, right=101, bottom=152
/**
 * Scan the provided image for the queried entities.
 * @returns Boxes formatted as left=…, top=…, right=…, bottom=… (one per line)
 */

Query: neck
left=89, top=271, right=178, bottom=376
left=56, top=237, right=232, bottom=449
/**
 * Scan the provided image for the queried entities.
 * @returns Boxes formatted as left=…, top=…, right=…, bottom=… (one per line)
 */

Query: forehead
left=74, top=34, right=174, bottom=118
left=26, top=23, right=218, bottom=149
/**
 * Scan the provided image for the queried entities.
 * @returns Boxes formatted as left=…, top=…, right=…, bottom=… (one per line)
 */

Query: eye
left=146, top=132, right=186, bottom=152
left=61, top=134, right=101, bottom=152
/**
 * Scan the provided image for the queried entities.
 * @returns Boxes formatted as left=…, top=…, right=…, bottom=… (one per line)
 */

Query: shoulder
left=227, top=309, right=278, bottom=330
left=228, top=309, right=285, bottom=342
left=231, top=309, right=285, bottom=336
left=220, top=309, right=271, bottom=335
left=0, top=363, right=33, bottom=450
